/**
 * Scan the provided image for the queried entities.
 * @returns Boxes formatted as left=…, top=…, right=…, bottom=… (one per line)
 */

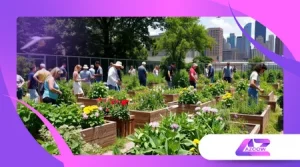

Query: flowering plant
left=88, top=82, right=108, bottom=99
left=235, top=80, right=248, bottom=93
left=178, top=86, right=199, bottom=104
left=98, top=98, right=130, bottom=121
left=208, top=81, right=225, bottom=97
left=81, top=105, right=105, bottom=129
left=131, top=90, right=166, bottom=111
left=221, top=92, right=234, bottom=108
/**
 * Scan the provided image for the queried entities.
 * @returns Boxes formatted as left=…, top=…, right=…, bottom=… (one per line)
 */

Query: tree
left=191, top=55, right=213, bottom=74
left=154, top=17, right=215, bottom=72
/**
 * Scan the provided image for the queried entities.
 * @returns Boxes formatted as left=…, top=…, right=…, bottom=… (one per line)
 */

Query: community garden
left=17, top=69, right=284, bottom=155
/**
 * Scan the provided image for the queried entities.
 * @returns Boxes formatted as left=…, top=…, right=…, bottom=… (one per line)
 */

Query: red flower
left=97, top=98, right=102, bottom=102
left=105, top=108, right=109, bottom=112
left=121, top=99, right=129, bottom=106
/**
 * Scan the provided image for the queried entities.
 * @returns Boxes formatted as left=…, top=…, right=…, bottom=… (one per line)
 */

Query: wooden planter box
left=148, top=83, right=160, bottom=88
left=129, top=108, right=169, bottom=128
left=230, top=122, right=260, bottom=134
left=127, top=90, right=145, bottom=97
left=81, top=121, right=117, bottom=147
left=177, top=104, right=198, bottom=114
left=199, top=100, right=216, bottom=108
left=77, top=97, right=107, bottom=106
left=167, top=99, right=215, bottom=111
left=260, top=91, right=275, bottom=101
left=230, top=105, right=271, bottom=134
left=163, top=94, right=179, bottom=103
left=104, top=115, right=135, bottom=137
left=272, top=83, right=280, bottom=90
left=267, top=100, right=277, bottom=112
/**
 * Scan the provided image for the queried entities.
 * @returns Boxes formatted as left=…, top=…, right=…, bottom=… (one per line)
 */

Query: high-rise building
left=227, top=33, right=236, bottom=48
left=236, top=36, right=243, bottom=51
left=268, top=35, right=275, bottom=52
left=243, top=23, right=252, bottom=59
left=206, top=28, right=223, bottom=62
left=275, top=36, right=284, bottom=55
left=253, top=36, right=267, bottom=60
left=255, top=21, right=267, bottom=43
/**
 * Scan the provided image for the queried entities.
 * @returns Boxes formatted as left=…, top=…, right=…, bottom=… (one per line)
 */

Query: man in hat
left=207, top=63, right=215, bottom=83
left=80, top=65, right=93, bottom=86
left=116, top=63, right=124, bottom=91
left=138, top=62, right=148, bottom=86
left=33, top=63, right=50, bottom=102
left=94, top=61, right=103, bottom=82
left=107, top=61, right=123, bottom=91
left=189, top=63, right=198, bottom=88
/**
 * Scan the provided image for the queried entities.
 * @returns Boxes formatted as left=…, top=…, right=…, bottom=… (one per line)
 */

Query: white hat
left=83, top=64, right=89, bottom=69
left=90, top=65, right=94, bottom=68
left=142, top=62, right=146, bottom=65
left=193, top=63, right=198, bottom=67
left=208, top=63, right=212, bottom=66
left=114, top=61, right=123, bottom=67
left=40, top=63, right=46, bottom=68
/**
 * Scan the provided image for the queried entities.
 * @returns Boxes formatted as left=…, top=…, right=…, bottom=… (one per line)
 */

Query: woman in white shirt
left=73, top=65, right=85, bottom=97
left=107, top=61, right=122, bottom=91
left=248, top=63, right=267, bottom=105
left=153, top=65, right=159, bottom=76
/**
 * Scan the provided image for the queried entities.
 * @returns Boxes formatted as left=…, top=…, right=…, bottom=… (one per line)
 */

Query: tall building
left=268, top=34, right=275, bottom=52
left=243, top=23, right=252, bottom=59
left=255, top=21, right=267, bottom=43
left=253, top=36, right=267, bottom=60
left=275, top=36, right=284, bottom=55
left=206, top=28, right=223, bottom=62
left=236, top=36, right=243, bottom=51
left=227, top=33, right=236, bottom=48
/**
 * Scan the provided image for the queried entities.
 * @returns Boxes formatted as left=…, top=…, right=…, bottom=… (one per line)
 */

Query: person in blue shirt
left=94, top=61, right=103, bottom=82
left=80, top=65, right=93, bottom=86
left=138, top=62, right=148, bottom=86
left=223, top=62, right=233, bottom=83
left=59, top=63, right=68, bottom=81
left=27, top=65, right=39, bottom=103
left=43, top=67, right=63, bottom=105
left=207, top=64, right=215, bottom=83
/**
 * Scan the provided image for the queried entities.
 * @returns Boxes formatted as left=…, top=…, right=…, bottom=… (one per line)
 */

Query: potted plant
left=177, top=86, right=200, bottom=114
left=98, top=96, right=135, bottom=137
left=77, top=82, right=108, bottom=106
left=129, top=90, right=169, bottom=128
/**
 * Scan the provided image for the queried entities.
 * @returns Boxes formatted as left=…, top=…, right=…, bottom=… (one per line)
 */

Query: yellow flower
left=189, top=147, right=195, bottom=152
left=193, top=139, right=200, bottom=145
left=179, top=91, right=183, bottom=94
left=83, top=107, right=91, bottom=114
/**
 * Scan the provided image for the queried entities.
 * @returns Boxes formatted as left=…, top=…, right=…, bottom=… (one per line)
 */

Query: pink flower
left=95, top=112, right=99, bottom=117
left=82, top=113, right=88, bottom=119
left=195, top=107, right=201, bottom=111
left=202, top=107, right=211, bottom=112
left=170, top=123, right=179, bottom=130
left=149, top=122, right=160, bottom=128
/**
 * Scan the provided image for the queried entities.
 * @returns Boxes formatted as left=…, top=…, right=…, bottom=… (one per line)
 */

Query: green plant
left=39, top=125, right=102, bottom=155
left=197, top=87, right=213, bottom=103
left=81, top=82, right=91, bottom=96
left=17, top=56, right=35, bottom=79
left=57, top=81, right=76, bottom=105
left=276, top=70, right=283, bottom=80
left=230, top=98, right=266, bottom=115
left=235, top=80, right=248, bottom=93
left=172, top=69, right=189, bottom=88
left=221, top=92, right=234, bottom=108
left=178, top=86, right=199, bottom=104
left=266, top=71, right=276, bottom=83
left=99, top=98, right=130, bottom=121
left=277, top=85, right=283, bottom=109
left=208, top=81, right=225, bottom=97
left=163, top=88, right=182, bottom=95
left=126, top=76, right=140, bottom=91
left=88, top=82, right=108, bottom=99
left=147, top=73, right=164, bottom=84
left=260, top=82, right=273, bottom=95
left=131, top=90, right=166, bottom=111
left=81, top=105, right=105, bottom=129
left=107, top=90, right=128, bottom=100
left=197, top=74, right=210, bottom=85
left=132, top=86, right=148, bottom=91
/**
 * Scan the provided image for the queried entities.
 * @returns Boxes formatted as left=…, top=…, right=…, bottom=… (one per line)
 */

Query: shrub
left=88, top=82, right=108, bottom=99
left=266, top=71, right=276, bottom=83
left=172, top=69, right=189, bottom=88
left=131, top=90, right=166, bottom=111
left=57, top=81, right=76, bottom=105
left=178, top=86, right=199, bottom=105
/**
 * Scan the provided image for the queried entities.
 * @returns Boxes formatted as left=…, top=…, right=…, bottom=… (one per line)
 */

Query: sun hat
left=83, top=64, right=89, bottom=69
left=208, top=63, right=212, bottom=66
left=142, top=62, right=146, bottom=65
left=114, top=61, right=123, bottom=67
left=90, top=65, right=94, bottom=68
left=193, top=63, right=198, bottom=66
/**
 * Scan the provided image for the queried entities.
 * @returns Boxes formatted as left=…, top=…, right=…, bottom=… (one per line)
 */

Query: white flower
left=196, top=101, right=201, bottom=105
left=80, top=105, right=85, bottom=108
left=98, top=107, right=103, bottom=111
left=187, top=119, right=194, bottom=123
left=170, top=105, right=179, bottom=108
left=196, top=112, right=201, bottom=115
left=195, top=107, right=201, bottom=111
left=210, top=108, right=218, bottom=113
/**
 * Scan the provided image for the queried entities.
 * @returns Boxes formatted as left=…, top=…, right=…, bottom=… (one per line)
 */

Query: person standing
left=73, top=65, right=85, bottom=97
left=17, top=74, right=25, bottom=100
left=27, top=65, right=39, bottom=103
left=107, top=61, right=123, bottom=91
left=207, top=64, right=215, bottom=83
left=128, top=66, right=136, bottom=76
left=189, top=63, right=198, bottom=88
left=205, top=65, right=209, bottom=77
left=138, top=62, right=148, bottom=86
left=80, top=65, right=93, bottom=86
left=94, top=61, right=103, bottom=82
left=116, top=64, right=124, bottom=91
left=59, top=63, right=68, bottom=81
left=33, top=63, right=50, bottom=102
left=89, top=65, right=96, bottom=83
left=165, top=62, right=176, bottom=88
left=248, top=64, right=267, bottom=105
left=153, top=65, right=159, bottom=76
left=43, top=67, right=63, bottom=104
left=223, top=62, right=233, bottom=83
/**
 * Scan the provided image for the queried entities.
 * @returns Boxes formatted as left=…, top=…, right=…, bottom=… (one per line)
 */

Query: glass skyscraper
left=255, top=21, right=266, bottom=43
left=227, top=33, right=236, bottom=48
left=244, top=23, right=252, bottom=59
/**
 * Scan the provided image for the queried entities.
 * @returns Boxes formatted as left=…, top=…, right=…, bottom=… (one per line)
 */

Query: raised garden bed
left=129, top=108, right=169, bottom=128
left=148, top=83, right=160, bottom=88
left=272, top=83, right=280, bottom=90
left=230, top=122, right=261, bottom=134
left=77, top=97, right=106, bottom=106
left=267, top=99, right=277, bottom=112
left=259, top=91, right=275, bottom=101
left=230, top=105, right=271, bottom=134
left=104, top=115, right=135, bottom=137
left=81, top=121, right=117, bottom=147
left=163, top=94, right=179, bottom=103
left=170, top=100, right=216, bottom=114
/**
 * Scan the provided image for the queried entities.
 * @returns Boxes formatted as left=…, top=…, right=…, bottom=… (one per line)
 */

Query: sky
left=148, top=17, right=274, bottom=42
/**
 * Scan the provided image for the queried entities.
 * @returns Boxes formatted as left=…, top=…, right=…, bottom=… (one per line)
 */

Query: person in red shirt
left=189, top=63, right=198, bottom=88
